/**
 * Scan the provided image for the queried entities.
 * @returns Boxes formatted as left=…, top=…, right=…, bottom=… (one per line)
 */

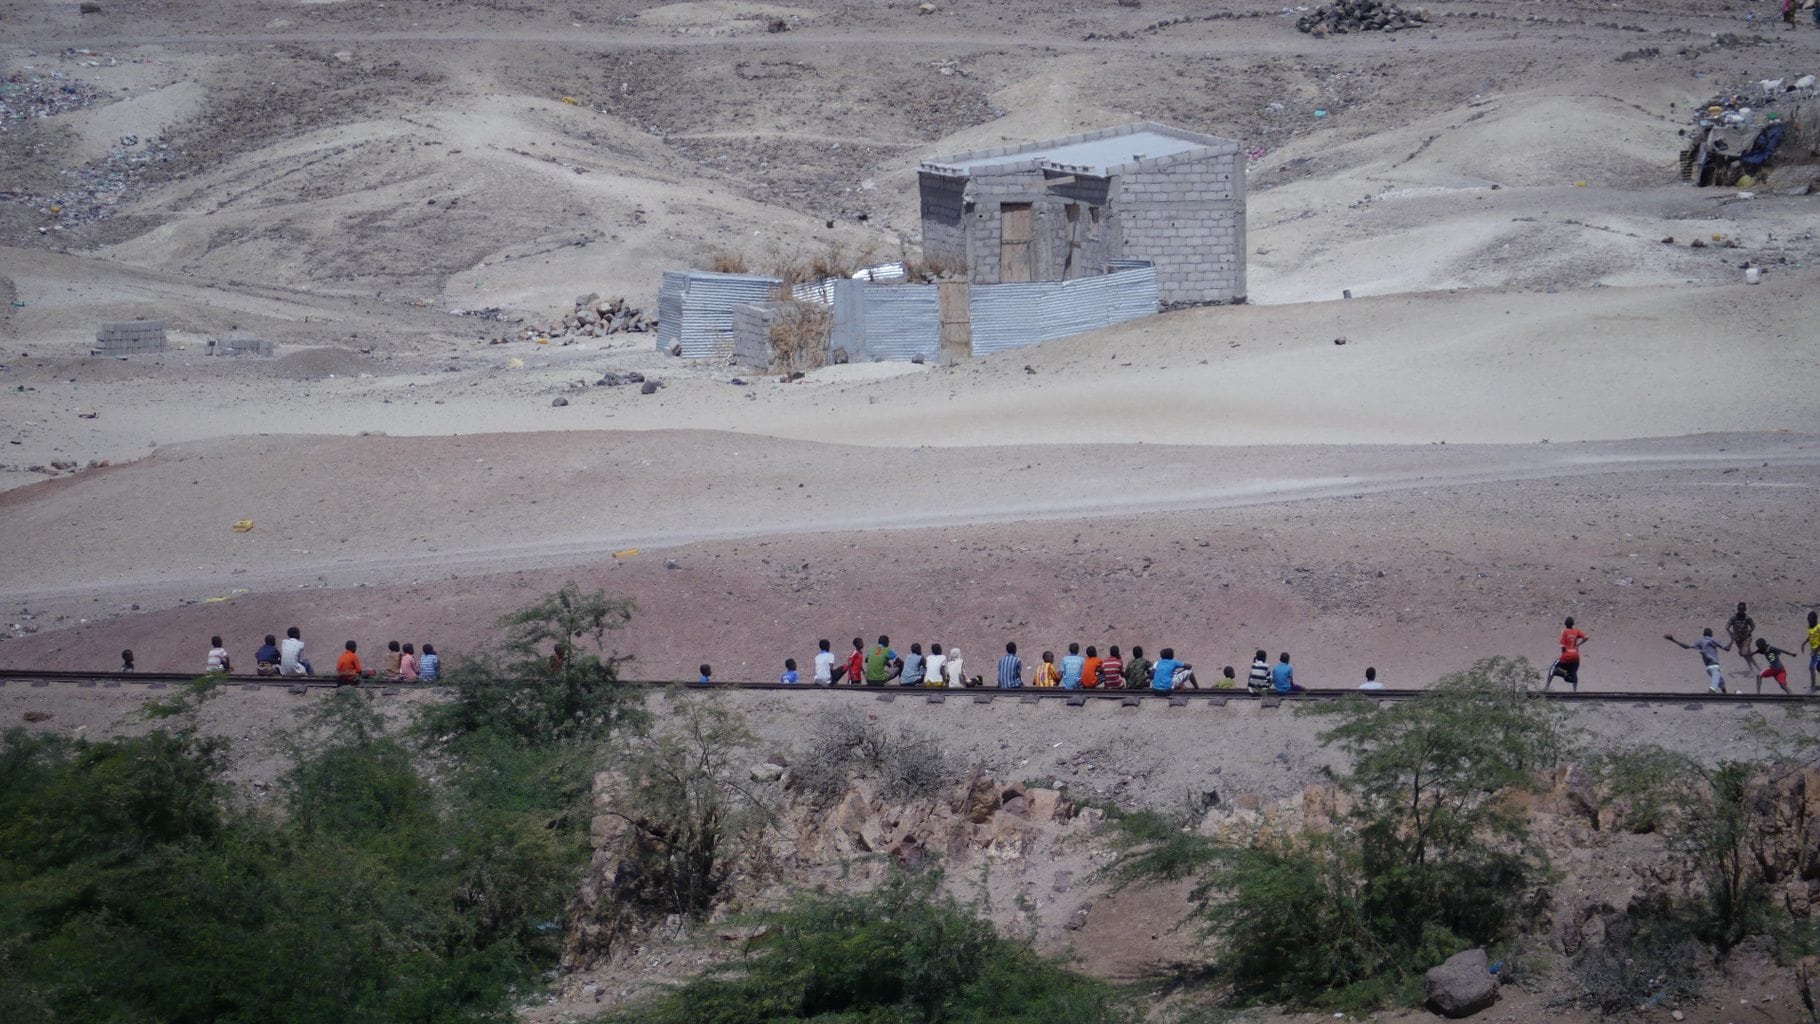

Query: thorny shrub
left=791, top=705, right=954, bottom=804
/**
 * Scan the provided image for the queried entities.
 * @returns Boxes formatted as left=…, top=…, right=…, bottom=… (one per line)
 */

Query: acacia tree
left=1321, top=655, right=1571, bottom=952
left=427, top=582, right=643, bottom=746
left=606, top=695, right=775, bottom=918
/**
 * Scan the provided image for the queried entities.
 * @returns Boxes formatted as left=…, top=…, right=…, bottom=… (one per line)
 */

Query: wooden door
left=999, top=203, right=1033, bottom=283
left=938, top=280, right=971, bottom=362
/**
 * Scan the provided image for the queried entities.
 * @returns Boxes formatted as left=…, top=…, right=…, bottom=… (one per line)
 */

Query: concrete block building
left=918, top=122, right=1245, bottom=306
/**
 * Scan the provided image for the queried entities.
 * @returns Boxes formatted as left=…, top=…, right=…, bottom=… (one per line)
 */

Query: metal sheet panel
left=1102, top=264, right=1160, bottom=325
left=856, top=286, right=941, bottom=362
left=967, top=283, right=1052, bottom=355
left=655, top=271, right=782, bottom=358
left=968, top=262, right=1157, bottom=355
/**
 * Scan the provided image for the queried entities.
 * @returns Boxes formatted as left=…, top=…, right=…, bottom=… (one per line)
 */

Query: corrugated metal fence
left=656, top=271, right=782, bottom=358
left=854, top=286, right=941, bottom=362
left=690, top=262, right=1157, bottom=365
left=969, top=262, right=1159, bottom=356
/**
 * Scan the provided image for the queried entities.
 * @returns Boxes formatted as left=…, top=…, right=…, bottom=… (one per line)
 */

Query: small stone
left=640, top=381, right=659, bottom=395
left=551, top=396, right=569, bottom=407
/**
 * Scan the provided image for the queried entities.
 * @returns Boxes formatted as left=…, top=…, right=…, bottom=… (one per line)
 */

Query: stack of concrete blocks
left=732, top=303, right=781, bottom=369
left=207, top=332, right=274, bottom=357
left=92, top=320, right=167, bottom=356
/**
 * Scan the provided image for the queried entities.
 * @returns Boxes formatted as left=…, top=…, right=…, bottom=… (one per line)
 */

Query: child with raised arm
left=1665, top=628, right=1731, bottom=694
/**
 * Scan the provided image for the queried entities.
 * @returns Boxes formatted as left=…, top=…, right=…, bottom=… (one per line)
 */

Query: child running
left=1545, top=617, right=1588, bottom=692
left=1664, top=628, right=1732, bottom=693
left=1754, top=638, right=1797, bottom=695
left=1728, top=602, right=1760, bottom=675
left=1803, top=611, right=1820, bottom=693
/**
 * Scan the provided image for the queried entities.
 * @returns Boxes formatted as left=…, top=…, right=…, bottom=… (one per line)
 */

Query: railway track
left=0, top=669, right=1811, bottom=705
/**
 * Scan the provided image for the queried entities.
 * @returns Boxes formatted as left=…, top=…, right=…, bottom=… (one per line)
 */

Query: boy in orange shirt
left=336, top=640, right=371, bottom=685
left=1081, top=647, right=1103, bottom=689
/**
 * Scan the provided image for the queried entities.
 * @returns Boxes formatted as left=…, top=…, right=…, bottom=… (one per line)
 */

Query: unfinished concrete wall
left=732, top=303, right=779, bottom=369
left=207, top=332, right=273, bottom=357
left=1113, top=145, right=1245, bottom=305
left=92, top=321, right=166, bottom=356
left=918, top=172, right=969, bottom=270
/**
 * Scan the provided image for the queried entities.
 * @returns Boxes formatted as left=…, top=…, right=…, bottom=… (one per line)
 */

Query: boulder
left=963, top=774, right=1000, bottom=824
left=1026, top=787, right=1064, bottom=821
left=749, top=762, right=784, bottom=783
left=1425, top=948, right=1498, bottom=1018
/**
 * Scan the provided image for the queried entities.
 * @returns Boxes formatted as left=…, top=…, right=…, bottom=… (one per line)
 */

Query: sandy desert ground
left=9, top=0, right=1820, bottom=1015
left=4, top=0, right=1820, bottom=687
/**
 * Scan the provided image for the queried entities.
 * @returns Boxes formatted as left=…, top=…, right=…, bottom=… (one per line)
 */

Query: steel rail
left=0, top=668, right=1809, bottom=704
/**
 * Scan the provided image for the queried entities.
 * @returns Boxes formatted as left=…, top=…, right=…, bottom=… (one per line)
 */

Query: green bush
left=0, top=687, right=598, bottom=1024
left=1598, top=748, right=1780, bottom=953
left=599, top=872, right=1134, bottom=1024
left=1104, top=657, right=1570, bottom=1009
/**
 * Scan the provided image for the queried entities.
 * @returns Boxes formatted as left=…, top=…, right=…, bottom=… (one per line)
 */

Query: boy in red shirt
left=1545, top=617, right=1589, bottom=692
left=845, top=637, right=866, bottom=688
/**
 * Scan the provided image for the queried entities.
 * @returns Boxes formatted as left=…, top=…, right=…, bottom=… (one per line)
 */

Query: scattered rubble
left=512, top=293, right=656, bottom=345
left=1296, top=0, right=1431, bottom=36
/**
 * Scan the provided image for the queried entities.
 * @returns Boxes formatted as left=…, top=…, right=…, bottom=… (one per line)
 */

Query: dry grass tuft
left=767, top=300, right=833, bottom=372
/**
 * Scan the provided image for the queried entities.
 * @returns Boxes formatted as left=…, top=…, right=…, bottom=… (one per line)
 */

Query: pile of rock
left=1295, top=0, right=1430, bottom=35
left=516, top=293, right=655, bottom=344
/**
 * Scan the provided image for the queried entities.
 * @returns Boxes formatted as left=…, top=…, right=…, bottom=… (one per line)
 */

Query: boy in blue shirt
left=781, top=658, right=799, bottom=684
left=1151, top=648, right=1182, bottom=693
left=1059, top=643, right=1086, bottom=688
left=1271, top=652, right=1302, bottom=693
